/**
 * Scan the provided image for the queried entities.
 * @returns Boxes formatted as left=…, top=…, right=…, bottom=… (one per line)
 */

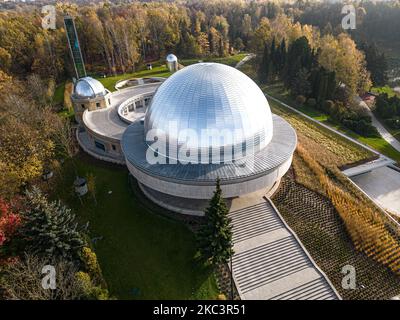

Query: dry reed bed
left=296, top=144, right=400, bottom=275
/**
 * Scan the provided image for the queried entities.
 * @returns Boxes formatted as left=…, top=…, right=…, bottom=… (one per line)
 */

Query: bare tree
left=0, top=253, right=86, bottom=300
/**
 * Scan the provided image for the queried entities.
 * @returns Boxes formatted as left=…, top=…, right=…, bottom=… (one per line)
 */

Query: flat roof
left=83, top=83, right=160, bottom=140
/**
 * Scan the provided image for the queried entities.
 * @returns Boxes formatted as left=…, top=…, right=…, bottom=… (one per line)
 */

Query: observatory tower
left=166, top=54, right=179, bottom=72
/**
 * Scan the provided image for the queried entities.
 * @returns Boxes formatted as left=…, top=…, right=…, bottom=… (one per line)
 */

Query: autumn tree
left=318, top=34, right=372, bottom=95
left=1, top=253, right=88, bottom=300
left=0, top=198, right=21, bottom=254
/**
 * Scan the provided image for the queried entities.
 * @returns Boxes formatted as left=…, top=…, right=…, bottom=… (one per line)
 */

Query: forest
left=1, top=0, right=400, bottom=300
left=0, top=0, right=398, bottom=82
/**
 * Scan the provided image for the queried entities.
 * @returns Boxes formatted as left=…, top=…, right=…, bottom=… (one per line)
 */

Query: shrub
left=296, top=145, right=400, bottom=276
left=1, top=254, right=88, bottom=300
left=296, top=95, right=306, bottom=106
left=307, top=98, right=317, bottom=107
left=323, top=100, right=335, bottom=113
left=0, top=198, right=21, bottom=249
left=385, top=117, right=400, bottom=129
left=81, top=247, right=102, bottom=282
left=75, top=271, right=110, bottom=300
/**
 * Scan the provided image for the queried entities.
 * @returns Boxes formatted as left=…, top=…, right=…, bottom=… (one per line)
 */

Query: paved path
left=229, top=197, right=340, bottom=300
left=350, top=166, right=400, bottom=217
left=356, top=97, right=400, bottom=153
left=342, top=157, right=395, bottom=177
left=235, top=54, right=255, bottom=69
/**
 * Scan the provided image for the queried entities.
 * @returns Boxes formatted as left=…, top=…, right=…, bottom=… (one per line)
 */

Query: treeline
left=299, top=0, right=400, bottom=49
left=256, top=14, right=378, bottom=137
left=299, top=0, right=397, bottom=78
left=0, top=0, right=394, bottom=85
left=0, top=72, right=110, bottom=299
left=0, top=0, right=285, bottom=81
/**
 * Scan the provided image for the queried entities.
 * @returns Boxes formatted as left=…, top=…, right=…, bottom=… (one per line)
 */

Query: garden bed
left=272, top=169, right=400, bottom=299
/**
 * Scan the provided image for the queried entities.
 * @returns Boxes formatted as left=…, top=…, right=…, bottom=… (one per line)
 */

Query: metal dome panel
left=144, top=63, right=273, bottom=162
left=166, top=54, right=178, bottom=62
left=74, top=77, right=106, bottom=99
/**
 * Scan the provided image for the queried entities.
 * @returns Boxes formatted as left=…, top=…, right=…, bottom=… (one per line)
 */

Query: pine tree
left=20, top=187, right=85, bottom=261
left=277, top=38, right=286, bottom=75
left=258, top=43, right=270, bottom=84
left=197, top=178, right=234, bottom=267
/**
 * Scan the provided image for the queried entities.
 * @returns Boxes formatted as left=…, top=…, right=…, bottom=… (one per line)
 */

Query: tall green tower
left=64, top=15, right=86, bottom=79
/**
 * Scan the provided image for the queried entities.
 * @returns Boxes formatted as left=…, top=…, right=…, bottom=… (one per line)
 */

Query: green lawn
left=371, top=85, right=399, bottom=98
left=53, top=82, right=65, bottom=105
left=95, top=66, right=173, bottom=92
left=95, top=54, right=248, bottom=92
left=53, top=154, right=218, bottom=300
left=181, top=53, right=248, bottom=67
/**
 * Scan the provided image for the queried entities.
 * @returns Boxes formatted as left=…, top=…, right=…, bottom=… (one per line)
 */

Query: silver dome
left=166, top=54, right=178, bottom=63
left=144, top=63, right=273, bottom=163
left=74, top=77, right=106, bottom=99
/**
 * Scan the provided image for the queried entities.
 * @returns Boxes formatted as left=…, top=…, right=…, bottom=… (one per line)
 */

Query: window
left=94, top=140, right=105, bottom=152
left=112, top=144, right=116, bottom=151
left=81, top=104, right=85, bottom=109
left=96, top=102, right=100, bottom=108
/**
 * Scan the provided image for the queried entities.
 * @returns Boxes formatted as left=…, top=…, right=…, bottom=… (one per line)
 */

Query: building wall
left=125, top=155, right=293, bottom=200
left=71, top=93, right=111, bottom=124
left=85, top=125, right=123, bottom=156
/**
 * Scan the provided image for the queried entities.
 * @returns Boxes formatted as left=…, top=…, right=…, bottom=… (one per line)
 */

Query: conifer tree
left=20, top=187, right=85, bottom=261
left=197, top=178, right=234, bottom=267
left=258, top=43, right=270, bottom=84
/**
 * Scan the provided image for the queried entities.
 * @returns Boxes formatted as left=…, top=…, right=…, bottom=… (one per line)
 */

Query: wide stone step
left=229, top=199, right=340, bottom=300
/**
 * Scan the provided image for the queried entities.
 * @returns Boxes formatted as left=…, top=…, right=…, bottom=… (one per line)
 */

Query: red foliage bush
left=0, top=198, right=21, bottom=246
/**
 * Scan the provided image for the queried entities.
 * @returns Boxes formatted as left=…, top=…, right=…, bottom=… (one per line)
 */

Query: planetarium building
left=120, top=63, right=297, bottom=215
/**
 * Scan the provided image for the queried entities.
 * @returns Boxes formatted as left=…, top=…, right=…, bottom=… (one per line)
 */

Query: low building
left=71, top=77, right=112, bottom=124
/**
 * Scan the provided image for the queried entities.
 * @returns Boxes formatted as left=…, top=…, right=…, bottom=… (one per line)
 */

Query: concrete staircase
left=229, top=199, right=340, bottom=300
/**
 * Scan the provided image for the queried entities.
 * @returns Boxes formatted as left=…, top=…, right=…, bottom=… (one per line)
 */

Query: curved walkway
left=235, top=53, right=255, bottom=69
left=356, top=97, right=400, bottom=153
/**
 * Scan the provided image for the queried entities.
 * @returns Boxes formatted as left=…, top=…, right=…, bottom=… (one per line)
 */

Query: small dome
left=145, top=63, right=273, bottom=162
left=74, top=77, right=106, bottom=99
left=166, top=54, right=178, bottom=63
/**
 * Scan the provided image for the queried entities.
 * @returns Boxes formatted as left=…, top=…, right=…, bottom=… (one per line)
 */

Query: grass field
left=52, top=154, right=218, bottom=300
left=181, top=53, right=247, bottom=67
left=95, top=66, right=172, bottom=92
left=95, top=54, right=248, bottom=92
